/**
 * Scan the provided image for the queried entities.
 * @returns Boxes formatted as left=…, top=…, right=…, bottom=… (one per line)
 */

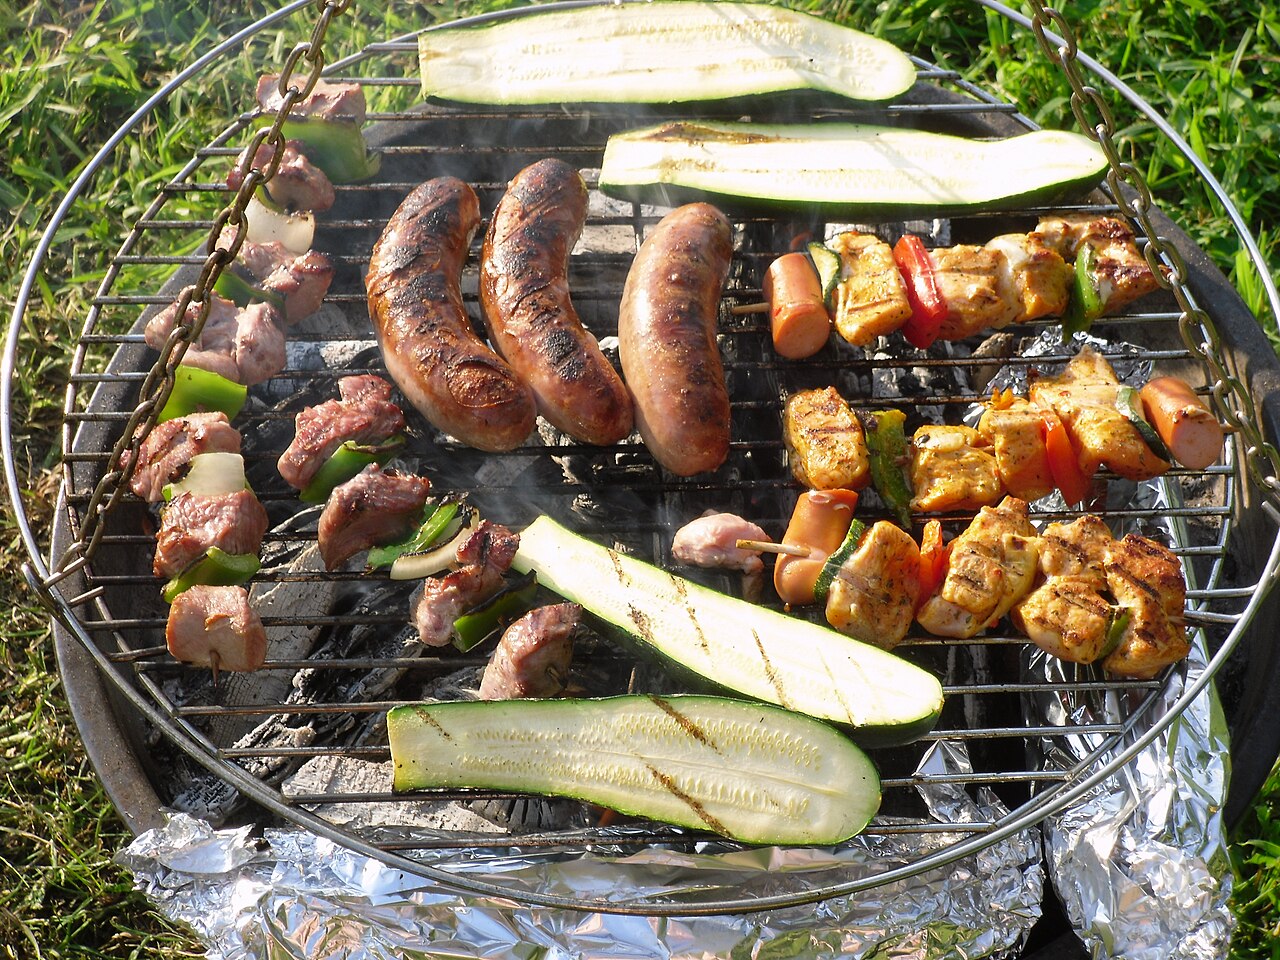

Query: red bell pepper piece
left=1042, top=409, right=1091, bottom=506
left=892, top=234, right=948, bottom=349
left=916, top=519, right=948, bottom=610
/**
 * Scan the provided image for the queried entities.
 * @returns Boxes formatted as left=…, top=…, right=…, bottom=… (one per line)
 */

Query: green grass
left=2, top=1, right=1279, bottom=956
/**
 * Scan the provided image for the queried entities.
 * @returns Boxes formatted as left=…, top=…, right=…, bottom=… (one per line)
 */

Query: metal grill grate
left=19, top=3, right=1278, bottom=916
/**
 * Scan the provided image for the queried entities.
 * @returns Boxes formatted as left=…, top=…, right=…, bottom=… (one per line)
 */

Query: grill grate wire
left=21, top=1, right=1276, bottom=914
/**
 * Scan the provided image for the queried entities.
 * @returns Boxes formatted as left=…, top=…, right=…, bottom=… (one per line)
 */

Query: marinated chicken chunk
left=1033, top=213, right=1163, bottom=314
left=782, top=387, right=870, bottom=491
left=124, top=411, right=241, bottom=502
left=824, top=520, right=923, bottom=650
left=976, top=396, right=1054, bottom=502
left=1028, top=347, right=1170, bottom=481
left=316, top=465, right=433, bottom=570
left=153, top=489, right=269, bottom=580
left=916, top=496, right=1040, bottom=638
left=985, top=233, right=1073, bottom=322
left=277, top=374, right=405, bottom=491
left=1011, top=516, right=1115, bottom=664
left=478, top=603, right=580, bottom=700
left=827, top=232, right=912, bottom=346
left=933, top=244, right=1017, bottom=339
left=166, top=584, right=267, bottom=673
left=1102, top=533, right=1189, bottom=678
left=910, top=424, right=1003, bottom=513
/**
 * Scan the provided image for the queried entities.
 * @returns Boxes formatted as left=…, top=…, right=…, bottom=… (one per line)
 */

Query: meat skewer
left=410, top=520, right=521, bottom=647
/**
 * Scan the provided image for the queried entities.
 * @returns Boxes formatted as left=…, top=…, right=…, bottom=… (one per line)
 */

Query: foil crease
left=117, top=740, right=1042, bottom=960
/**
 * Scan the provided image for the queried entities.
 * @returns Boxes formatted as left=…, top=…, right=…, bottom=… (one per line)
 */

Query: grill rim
left=11, top=0, right=1280, bottom=917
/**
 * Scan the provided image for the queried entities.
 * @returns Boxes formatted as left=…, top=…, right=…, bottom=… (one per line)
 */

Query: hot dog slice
left=618, top=203, right=734, bottom=476
left=481, top=158, right=634, bottom=445
left=366, top=177, right=537, bottom=452
left=1140, top=376, right=1225, bottom=470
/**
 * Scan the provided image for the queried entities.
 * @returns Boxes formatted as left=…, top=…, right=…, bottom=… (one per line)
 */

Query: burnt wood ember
left=124, top=412, right=241, bottom=503
left=317, top=464, right=433, bottom=570
left=277, top=374, right=405, bottom=490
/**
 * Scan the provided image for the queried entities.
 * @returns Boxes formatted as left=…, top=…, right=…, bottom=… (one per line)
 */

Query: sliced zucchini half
left=417, top=2, right=915, bottom=106
left=600, top=121, right=1109, bottom=217
left=388, top=694, right=881, bottom=845
left=512, top=516, right=944, bottom=746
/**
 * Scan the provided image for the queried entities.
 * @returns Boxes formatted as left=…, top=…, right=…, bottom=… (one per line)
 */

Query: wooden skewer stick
left=735, top=538, right=811, bottom=557
left=209, top=648, right=221, bottom=692
left=731, top=301, right=769, bottom=316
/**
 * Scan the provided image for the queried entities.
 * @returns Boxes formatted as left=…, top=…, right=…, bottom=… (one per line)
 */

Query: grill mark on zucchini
left=646, top=694, right=720, bottom=754
left=410, top=704, right=453, bottom=741
left=610, top=550, right=631, bottom=587
left=751, top=629, right=792, bottom=709
left=817, top=647, right=859, bottom=726
left=643, top=761, right=729, bottom=836
left=628, top=603, right=655, bottom=643
left=673, top=577, right=710, bottom=653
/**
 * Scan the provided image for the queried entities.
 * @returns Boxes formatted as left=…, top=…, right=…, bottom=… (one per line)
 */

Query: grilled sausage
left=480, top=159, right=633, bottom=445
left=618, top=203, right=733, bottom=475
left=366, top=177, right=536, bottom=452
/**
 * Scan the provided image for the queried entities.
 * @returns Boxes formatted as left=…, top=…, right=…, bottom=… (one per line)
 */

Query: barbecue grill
left=8, top=0, right=1280, bottom=945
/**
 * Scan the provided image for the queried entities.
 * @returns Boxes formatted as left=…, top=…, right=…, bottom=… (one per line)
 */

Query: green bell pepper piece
left=254, top=116, right=381, bottom=183
left=451, top=572, right=540, bottom=652
left=366, top=502, right=462, bottom=571
left=863, top=409, right=913, bottom=529
left=162, top=547, right=261, bottom=603
left=158, top=364, right=248, bottom=422
left=298, top=435, right=407, bottom=504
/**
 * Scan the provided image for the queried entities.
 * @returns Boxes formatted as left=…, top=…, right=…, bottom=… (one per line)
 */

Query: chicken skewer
left=738, top=213, right=1166, bottom=359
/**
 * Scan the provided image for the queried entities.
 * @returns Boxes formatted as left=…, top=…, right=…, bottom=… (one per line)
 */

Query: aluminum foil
left=118, top=739, right=1043, bottom=960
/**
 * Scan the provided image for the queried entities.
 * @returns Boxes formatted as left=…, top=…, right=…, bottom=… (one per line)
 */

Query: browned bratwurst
left=480, top=159, right=633, bottom=445
left=618, top=203, right=734, bottom=476
left=366, top=177, right=536, bottom=452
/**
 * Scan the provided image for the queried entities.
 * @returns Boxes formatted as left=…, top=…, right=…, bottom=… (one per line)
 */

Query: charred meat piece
left=226, top=139, right=335, bottom=213
left=235, top=239, right=334, bottom=325
left=916, top=496, right=1040, bottom=638
left=782, top=387, right=870, bottom=491
left=933, top=244, right=1018, bottom=339
left=976, top=396, right=1054, bottom=502
left=145, top=289, right=286, bottom=386
left=1033, top=213, right=1163, bottom=313
left=256, top=74, right=366, bottom=124
left=410, top=521, right=520, bottom=647
left=1028, top=346, right=1170, bottom=481
left=909, top=424, right=1003, bottom=513
left=985, top=233, right=1072, bottom=323
left=124, top=412, right=241, bottom=502
left=1102, top=533, right=1189, bottom=678
left=827, top=231, right=912, bottom=346
left=153, top=489, right=269, bottom=580
left=1011, top=516, right=1114, bottom=664
left=317, top=465, right=433, bottom=571
left=277, top=374, right=405, bottom=491
left=824, top=521, right=922, bottom=650
left=478, top=603, right=580, bottom=700
left=166, top=584, right=267, bottom=672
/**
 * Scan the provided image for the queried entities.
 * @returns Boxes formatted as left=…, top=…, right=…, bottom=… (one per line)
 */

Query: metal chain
left=1027, top=1, right=1280, bottom=510
left=49, top=0, right=352, bottom=586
